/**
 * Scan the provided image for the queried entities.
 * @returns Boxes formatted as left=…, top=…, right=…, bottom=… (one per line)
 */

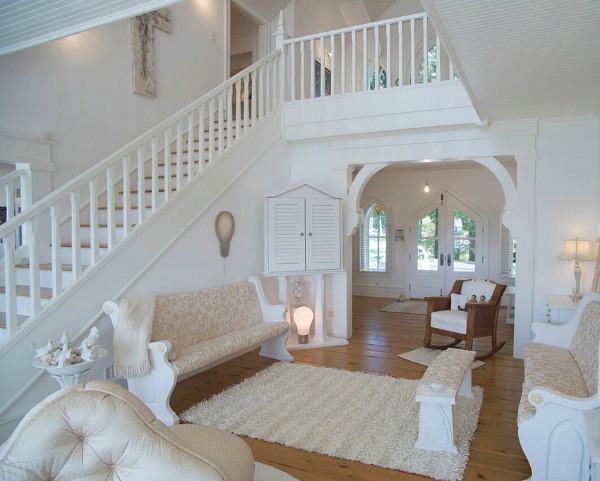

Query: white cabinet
left=266, top=196, right=341, bottom=274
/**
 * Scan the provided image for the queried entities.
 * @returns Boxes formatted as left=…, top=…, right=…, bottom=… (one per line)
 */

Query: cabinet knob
left=308, top=232, right=313, bottom=236
left=300, top=232, right=304, bottom=237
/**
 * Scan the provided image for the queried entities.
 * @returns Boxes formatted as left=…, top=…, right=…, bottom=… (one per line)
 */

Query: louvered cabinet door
left=267, top=198, right=306, bottom=272
left=305, top=198, right=341, bottom=271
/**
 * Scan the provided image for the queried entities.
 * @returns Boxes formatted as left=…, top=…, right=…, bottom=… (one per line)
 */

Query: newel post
left=274, top=10, right=285, bottom=50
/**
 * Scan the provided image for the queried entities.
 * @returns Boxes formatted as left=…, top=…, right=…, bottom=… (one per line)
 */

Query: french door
left=409, top=192, right=485, bottom=298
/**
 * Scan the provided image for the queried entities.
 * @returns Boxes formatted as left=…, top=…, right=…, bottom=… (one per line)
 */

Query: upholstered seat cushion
left=431, top=310, right=468, bottom=334
left=170, top=425, right=255, bottom=481
left=518, top=342, right=589, bottom=425
left=172, top=321, right=289, bottom=376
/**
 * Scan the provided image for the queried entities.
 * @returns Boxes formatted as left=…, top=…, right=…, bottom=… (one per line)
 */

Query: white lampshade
left=293, top=306, right=313, bottom=335
left=558, top=238, right=595, bottom=261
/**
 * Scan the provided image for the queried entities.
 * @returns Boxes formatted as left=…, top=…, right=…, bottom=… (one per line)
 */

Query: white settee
left=518, top=292, right=600, bottom=481
left=103, top=276, right=293, bottom=425
left=0, top=380, right=297, bottom=481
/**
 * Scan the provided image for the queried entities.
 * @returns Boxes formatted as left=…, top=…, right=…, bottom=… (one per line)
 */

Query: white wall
left=531, top=116, right=599, bottom=320
left=352, top=163, right=510, bottom=298
left=0, top=0, right=226, bottom=189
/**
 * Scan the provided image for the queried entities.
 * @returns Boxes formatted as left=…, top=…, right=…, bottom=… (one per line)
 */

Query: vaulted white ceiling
left=421, top=0, right=600, bottom=121
left=0, top=0, right=184, bottom=56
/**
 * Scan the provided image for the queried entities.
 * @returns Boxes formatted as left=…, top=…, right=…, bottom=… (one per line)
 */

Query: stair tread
left=0, top=312, right=29, bottom=329
left=0, top=285, right=53, bottom=299
left=98, top=204, right=153, bottom=210
left=59, top=242, right=109, bottom=249
left=14, top=263, right=88, bottom=272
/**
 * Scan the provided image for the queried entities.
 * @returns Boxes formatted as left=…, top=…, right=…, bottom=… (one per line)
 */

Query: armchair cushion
left=431, top=310, right=468, bottom=334
left=459, top=280, right=496, bottom=303
left=450, top=293, right=468, bottom=310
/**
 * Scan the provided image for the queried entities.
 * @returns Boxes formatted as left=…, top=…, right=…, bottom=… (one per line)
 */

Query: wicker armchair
left=424, top=279, right=507, bottom=360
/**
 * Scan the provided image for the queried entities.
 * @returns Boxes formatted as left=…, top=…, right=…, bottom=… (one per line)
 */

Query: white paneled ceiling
left=422, top=0, right=600, bottom=121
left=0, top=0, right=183, bottom=56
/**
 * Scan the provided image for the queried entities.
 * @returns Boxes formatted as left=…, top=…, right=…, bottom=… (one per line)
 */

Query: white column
left=313, top=273, right=325, bottom=342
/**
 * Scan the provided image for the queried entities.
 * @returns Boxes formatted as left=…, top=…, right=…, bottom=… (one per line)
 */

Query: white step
left=60, top=244, right=108, bottom=265
left=97, top=206, right=153, bottom=224
left=0, top=286, right=52, bottom=316
left=14, top=263, right=87, bottom=290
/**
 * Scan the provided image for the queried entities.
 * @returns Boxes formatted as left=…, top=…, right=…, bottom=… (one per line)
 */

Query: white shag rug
left=255, top=462, right=298, bottom=481
left=182, top=363, right=483, bottom=481
left=399, top=347, right=485, bottom=369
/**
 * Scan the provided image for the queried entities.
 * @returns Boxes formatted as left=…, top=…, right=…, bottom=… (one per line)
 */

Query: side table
left=546, top=294, right=579, bottom=324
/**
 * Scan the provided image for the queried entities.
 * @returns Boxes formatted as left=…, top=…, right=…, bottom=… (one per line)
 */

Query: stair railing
left=0, top=49, right=283, bottom=342
left=284, top=12, right=456, bottom=101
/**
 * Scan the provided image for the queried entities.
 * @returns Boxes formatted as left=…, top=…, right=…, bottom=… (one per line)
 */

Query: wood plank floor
left=171, top=296, right=530, bottom=481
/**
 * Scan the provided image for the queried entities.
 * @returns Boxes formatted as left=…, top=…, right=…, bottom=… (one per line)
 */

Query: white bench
left=518, top=293, right=600, bottom=481
left=103, top=276, right=292, bottom=426
left=415, top=348, right=476, bottom=453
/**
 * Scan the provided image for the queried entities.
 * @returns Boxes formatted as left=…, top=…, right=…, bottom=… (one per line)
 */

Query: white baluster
left=163, top=129, right=170, bottom=202
left=105, top=166, right=115, bottom=250
left=341, top=32, right=346, bottom=94
left=320, top=38, right=325, bottom=97
left=243, top=76, right=249, bottom=134
left=258, top=65, right=264, bottom=118
left=235, top=79, right=241, bottom=141
left=351, top=30, right=357, bottom=93
left=386, top=23, right=391, bottom=88
left=122, top=155, right=131, bottom=237
left=300, top=41, right=305, bottom=100
left=137, top=146, right=144, bottom=225
left=410, top=19, right=415, bottom=85
left=310, top=38, right=315, bottom=98
left=198, top=104, right=206, bottom=171
left=5, top=183, right=14, bottom=222
left=374, top=26, right=380, bottom=89
left=290, top=44, right=296, bottom=101
left=363, top=28, right=368, bottom=91
left=251, top=70, right=257, bottom=123
left=208, top=98, right=215, bottom=163
left=423, top=16, right=428, bottom=83
left=4, top=231, right=17, bottom=336
left=227, top=85, right=233, bottom=148
left=265, top=62, right=271, bottom=114
left=330, top=34, right=335, bottom=95
left=50, top=202, right=62, bottom=297
left=176, top=120, right=183, bottom=191
left=88, top=178, right=99, bottom=265
left=398, top=21, right=403, bottom=87
left=187, top=112, right=194, bottom=180
left=218, top=93, right=224, bottom=156
left=151, top=137, right=158, bottom=212
left=28, top=216, right=40, bottom=316
left=70, top=190, right=82, bottom=280
left=436, top=34, right=441, bottom=81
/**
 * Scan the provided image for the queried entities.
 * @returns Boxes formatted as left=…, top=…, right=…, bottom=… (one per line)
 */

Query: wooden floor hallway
left=171, top=296, right=530, bottom=481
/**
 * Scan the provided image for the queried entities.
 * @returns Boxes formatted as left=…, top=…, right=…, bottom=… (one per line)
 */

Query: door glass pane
left=417, top=209, right=438, bottom=271
left=453, top=208, right=476, bottom=272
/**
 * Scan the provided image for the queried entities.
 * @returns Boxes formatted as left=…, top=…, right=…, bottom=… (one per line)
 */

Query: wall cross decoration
left=131, top=8, right=172, bottom=98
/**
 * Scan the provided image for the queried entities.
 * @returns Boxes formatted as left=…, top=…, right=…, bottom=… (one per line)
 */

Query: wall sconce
left=293, top=306, right=313, bottom=344
left=215, top=211, right=235, bottom=257
left=558, top=237, right=595, bottom=300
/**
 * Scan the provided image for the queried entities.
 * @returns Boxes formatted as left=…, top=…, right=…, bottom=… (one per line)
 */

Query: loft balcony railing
left=283, top=12, right=456, bottom=101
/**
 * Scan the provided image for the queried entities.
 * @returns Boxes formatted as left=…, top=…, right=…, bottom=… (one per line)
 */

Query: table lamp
left=558, top=237, right=595, bottom=300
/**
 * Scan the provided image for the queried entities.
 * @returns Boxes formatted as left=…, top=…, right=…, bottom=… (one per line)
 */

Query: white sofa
left=103, top=276, right=293, bottom=425
left=518, top=292, right=600, bottom=481
left=0, top=380, right=298, bottom=481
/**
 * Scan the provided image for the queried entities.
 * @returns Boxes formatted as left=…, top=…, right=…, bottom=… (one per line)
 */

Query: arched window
left=418, top=45, right=437, bottom=83
left=361, top=204, right=388, bottom=272
left=369, top=66, right=388, bottom=90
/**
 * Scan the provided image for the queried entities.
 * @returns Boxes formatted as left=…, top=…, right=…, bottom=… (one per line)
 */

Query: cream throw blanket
left=113, top=295, right=157, bottom=378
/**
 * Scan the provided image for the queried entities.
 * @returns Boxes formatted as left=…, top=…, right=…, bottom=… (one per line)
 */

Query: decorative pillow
left=167, top=340, right=179, bottom=361
left=450, top=293, right=468, bottom=310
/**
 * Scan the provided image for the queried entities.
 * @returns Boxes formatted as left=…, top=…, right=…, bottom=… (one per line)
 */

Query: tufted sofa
left=518, top=292, right=600, bottom=481
left=103, top=276, right=293, bottom=425
left=0, top=380, right=257, bottom=481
